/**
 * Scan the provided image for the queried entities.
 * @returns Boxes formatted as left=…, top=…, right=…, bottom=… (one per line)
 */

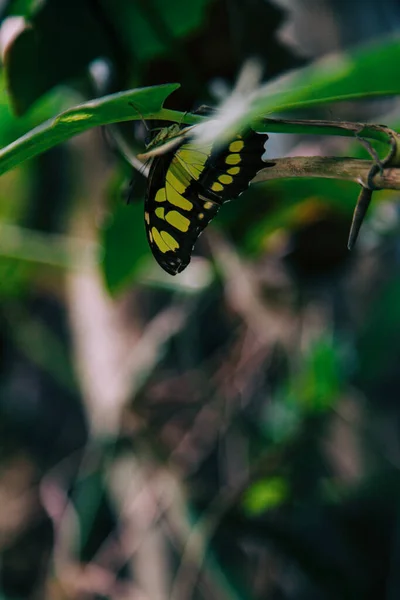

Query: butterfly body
left=144, top=124, right=268, bottom=275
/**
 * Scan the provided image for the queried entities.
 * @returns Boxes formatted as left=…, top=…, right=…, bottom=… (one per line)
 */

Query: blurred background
left=1, top=0, right=400, bottom=599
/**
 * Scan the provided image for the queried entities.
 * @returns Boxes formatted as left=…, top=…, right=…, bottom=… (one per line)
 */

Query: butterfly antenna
left=129, top=101, right=150, bottom=132
left=127, top=156, right=152, bottom=205
left=103, top=124, right=148, bottom=174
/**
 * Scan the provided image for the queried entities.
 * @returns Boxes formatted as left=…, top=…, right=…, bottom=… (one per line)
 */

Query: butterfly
left=143, top=122, right=268, bottom=275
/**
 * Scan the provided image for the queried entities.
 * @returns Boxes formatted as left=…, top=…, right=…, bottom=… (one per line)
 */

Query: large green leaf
left=254, top=36, right=400, bottom=114
left=0, top=83, right=180, bottom=176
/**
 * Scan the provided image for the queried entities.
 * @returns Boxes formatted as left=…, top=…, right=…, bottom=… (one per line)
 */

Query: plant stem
left=253, top=157, right=400, bottom=190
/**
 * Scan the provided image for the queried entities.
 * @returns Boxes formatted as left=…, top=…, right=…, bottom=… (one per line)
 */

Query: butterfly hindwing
left=198, top=129, right=268, bottom=201
left=144, top=124, right=268, bottom=275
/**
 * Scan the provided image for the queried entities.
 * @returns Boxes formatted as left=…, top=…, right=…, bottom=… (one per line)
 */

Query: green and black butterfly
left=143, top=122, right=269, bottom=275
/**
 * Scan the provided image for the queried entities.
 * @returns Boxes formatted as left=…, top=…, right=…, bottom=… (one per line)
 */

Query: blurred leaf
left=267, top=337, right=341, bottom=441
left=4, top=0, right=212, bottom=114
left=242, top=477, right=289, bottom=515
left=6, top=303, right=77, bottom=390
left=0, top=166, right=31, bottom=222
left=73, top=466, right=106, bottom=555
left=0, top=83, right=180, bottom=176
left=357, top=277, right=400, bottom=384
left=105, top=0, right=213, bottom=62
left=3, top=0, right=115, bottom=114
left=220, top=177, right=357, bottom=258
left=0, top=222, right=97, bottom=270
left=101, top=202, right=151, bottom=294
left=288, top=337, right=341, bottom=412
left=254, top=36, right=400, bottom=113
left=259, top=38, right=400, bottom=112
left=0, top=257, right=32, bottom=297
left=1, top=0, right=36, bottom=17
left=197, top=36, right=400, bottom=142
left=0, top=70, right=77, bottom=147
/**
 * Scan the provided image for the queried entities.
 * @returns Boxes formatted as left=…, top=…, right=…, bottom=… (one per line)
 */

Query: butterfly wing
left=145, top=128, right=268, bottom=276
left=197, top=129, right=268, bottom=202
left=145, top=140, right=220, bottom=275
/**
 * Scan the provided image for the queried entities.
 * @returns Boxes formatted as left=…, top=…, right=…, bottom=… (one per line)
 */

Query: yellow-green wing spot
left=152, top=227, right=169, bottom=253
left=227, top=166, right=240, bottom=175
left=165, top=182, right=194, bottom=211
left=155, top=188, right=167, bottom=202
left=229, top=140, right=244, bottom=152
left=151, top=227, right=180, bottom=253
left=219, top=174, right=233, bottom=184
left=225, top=154, right=241, bottom=165
left=166, top=169, right=186, bottom=194
left=169, top=159, right=192, bottom=188
left=155, top=207, right=165, bottom=219
left=165, top=210, right=190, bottom=232
left=161, top=230, right=179, bottom=251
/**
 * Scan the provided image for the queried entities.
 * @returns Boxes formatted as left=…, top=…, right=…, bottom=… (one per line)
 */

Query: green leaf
left=242, top=477, right=289, bottom=515
left=0, top=83, right=180, bottom=177
left=101, top=202, right=151, bottom=294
